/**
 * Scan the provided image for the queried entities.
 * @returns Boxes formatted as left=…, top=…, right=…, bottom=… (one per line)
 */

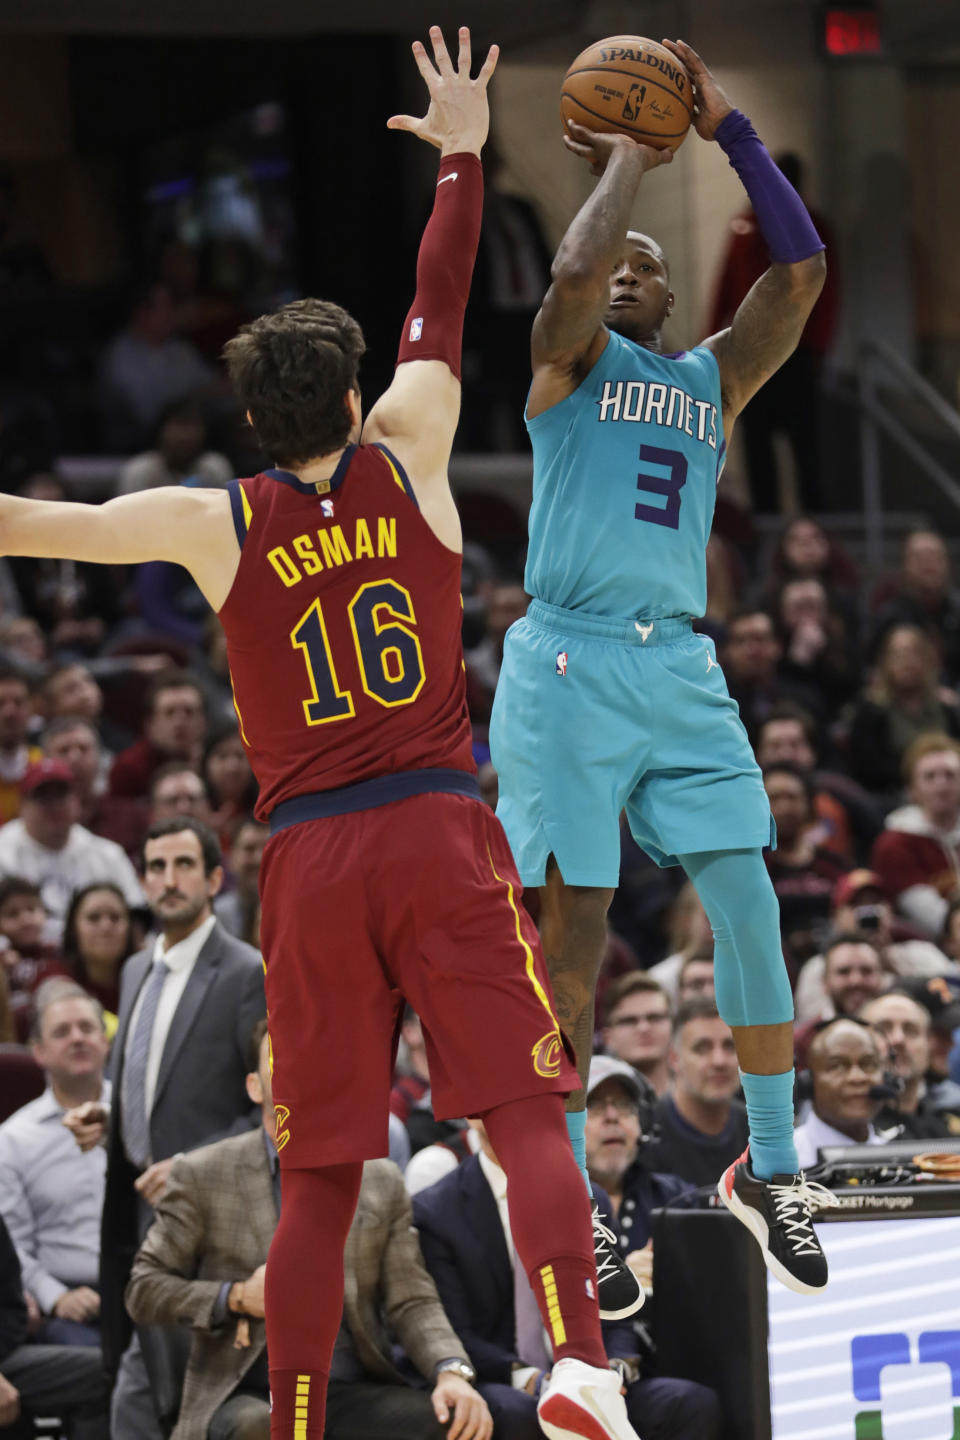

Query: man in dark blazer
left=126, top=1020, right=491, bottom=1440
left=413, top=1122, right=721, bottom=1440
left=64, top=816, right=264, bottom=1440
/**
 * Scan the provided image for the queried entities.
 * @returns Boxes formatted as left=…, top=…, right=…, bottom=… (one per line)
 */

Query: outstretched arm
left=528, top=128, right=673, bottom=418
left=666, top=38, right=826, bottom=432
left=0, top=485, right=240, bottom=611
left=362, top=25, right=497, bottom=519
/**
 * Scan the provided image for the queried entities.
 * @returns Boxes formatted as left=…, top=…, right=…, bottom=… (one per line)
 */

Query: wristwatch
left=436, top=1358, right=477, bottom=1385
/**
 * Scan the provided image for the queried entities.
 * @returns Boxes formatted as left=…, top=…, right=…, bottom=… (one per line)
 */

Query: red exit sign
left=822, top=6, right=883, bottom=56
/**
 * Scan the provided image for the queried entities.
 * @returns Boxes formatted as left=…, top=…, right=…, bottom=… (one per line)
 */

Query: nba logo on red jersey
left=408, top=316, right=423, bottom=342
left=556, top=651, right=568, bottom=676
left=321, top=499, right=334, bottom=518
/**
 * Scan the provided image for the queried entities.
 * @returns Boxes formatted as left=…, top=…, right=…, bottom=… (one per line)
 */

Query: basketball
left=560, top=36, right=693, bottom=150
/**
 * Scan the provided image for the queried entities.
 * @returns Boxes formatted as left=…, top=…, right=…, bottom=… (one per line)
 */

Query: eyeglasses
left=610, top=1012, right=671, bottom=1028
left=587, top=1095, right=638, bottom=1117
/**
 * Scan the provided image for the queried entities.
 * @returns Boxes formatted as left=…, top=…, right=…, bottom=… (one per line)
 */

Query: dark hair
left=146, top=669, right=206, bottom=718
left=601, top=971, right=670, bottom=1026
left=148, top=760, right=209, bottom=804
left=142, top=816, right=222, bottom=874
left=42, top=715, right=100, bottom=747
left=202, top=722, right=258, bottom=811
left=151, top=397, right=204, bottom=449
left=223, top=298, right=366, bottom=466
left=0, top=876, right=42, bottom=912
left=61, top=882, right=134, bottom=972
left=823, top=930, right=883, bottom=965
left=0, top=664, right=31, bottom=694
left=756, top=701, right=818, bottom=750
left=246, top=1016, right=270, bottom=1074
left=761, top=761, right=816, bottom=810
left=673, top=997, right=723, bottom=1034
left=725, top=606, right=776, bottom=636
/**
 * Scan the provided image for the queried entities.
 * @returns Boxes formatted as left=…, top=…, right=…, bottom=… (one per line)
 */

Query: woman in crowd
left=846, top=623, right=960, bottom=795
left=774, top=575, right=857, bottom=709
left=203, top=722, right=258, bottom=846
left=61, top=882, right=137, bottom=1034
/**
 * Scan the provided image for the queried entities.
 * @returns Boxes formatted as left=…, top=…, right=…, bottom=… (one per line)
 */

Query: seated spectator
left=647, top=883, right=713, bottom=1005
left=61, top=883, right=136, bottom=1024
left=0, top=758, right=144, bottom=941
left=896, top=975, right=960, bottom=1122
left=872, top=529, right=960, bottom=680
left=793, top=870, right=958, bottom=1024
left=644, top=1001, right=750, bottom=1188
left=203, top=723, right=258, bottom=844
left=773, top=577, right=856, bottom=710
left=761, top=515, right=859, bottom=607
left=859, top=990, right=958, bottom=1140
left=109, top=670, right=207, bottom=800
left=721, top=608, right=823, bottom=736
left=846, top=625, right=960, bottom=797
left=0, top=877, right=67, bottom=1041
left=117, top=398, right=232, bottom=495
left=214, top=819, right=267, bottom=948
left=149, top=760, right=213, bottom=827
left=126, top=1021, right=485, bottom=1440
left=0, top=666, right=42, bottom=824
left=677, top=954, right=715, bottom=1004
left=464, top=577, right=529, bottom=725
left=0, top=616, right=47, bottom=673
left=793, top=1017, right=889, bottom=1167
left=753, top=702, right=882, bottom=864
left=0, top=1211, right=110, bottom=1439
left=582, top=1056, right=690, bottom=1246
left=41, top=662, right=131, bottom=755
left=6, top=473, right=121, bottom=658
left=762, top=763, right=848, bottom=967
left=0, top=981, right=109, bottom=1346
left=871, top=734, right=960, bottom=935
left=99, top=281, right=215, bottom=452
left=794, top=934, right=889, bottom=1068
left=42, top=717, right=147, bottom=859
left=414, top=1099, right=718, bottom=1440
left=600, top=974, right=673, bottom=1096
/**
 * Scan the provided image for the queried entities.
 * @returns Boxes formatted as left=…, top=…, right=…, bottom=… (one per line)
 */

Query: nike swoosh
left=437, top=172, right=458, bottom=185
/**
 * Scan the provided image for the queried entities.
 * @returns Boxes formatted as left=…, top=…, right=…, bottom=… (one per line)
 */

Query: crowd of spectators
left=2, top=505, right=960, bottom=1434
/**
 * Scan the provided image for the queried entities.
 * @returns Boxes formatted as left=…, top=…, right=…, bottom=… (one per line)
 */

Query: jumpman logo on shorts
left=705, top=654, right=720, bottom=673
left=635, top=621, right=654, bottom=643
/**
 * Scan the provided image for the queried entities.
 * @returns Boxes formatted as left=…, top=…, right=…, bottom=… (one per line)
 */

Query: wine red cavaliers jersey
left=218, top=443, right=475, bottom=821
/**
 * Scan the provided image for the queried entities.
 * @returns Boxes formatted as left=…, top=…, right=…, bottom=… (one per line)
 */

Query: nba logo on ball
left=408, top=316, right=423, bottom=342
left=556, top=651, right=568, bottom=676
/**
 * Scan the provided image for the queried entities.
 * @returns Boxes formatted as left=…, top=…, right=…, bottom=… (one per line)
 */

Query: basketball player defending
left=490, top=37, right=837, bottom=1294
left=0, top=29, right=645, bottom=1440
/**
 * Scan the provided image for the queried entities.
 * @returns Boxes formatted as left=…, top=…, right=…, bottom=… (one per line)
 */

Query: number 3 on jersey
left=291, top=579, right=425, bottom=726
left=635, top=444, right=687, bottom=530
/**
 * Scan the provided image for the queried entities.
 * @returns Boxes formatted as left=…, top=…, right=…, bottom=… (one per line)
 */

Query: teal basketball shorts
left=489, top=600, right=775, bottom=889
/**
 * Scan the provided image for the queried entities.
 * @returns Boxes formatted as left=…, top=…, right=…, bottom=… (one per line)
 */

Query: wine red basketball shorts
left=259, top=789, right=576, bottom=1168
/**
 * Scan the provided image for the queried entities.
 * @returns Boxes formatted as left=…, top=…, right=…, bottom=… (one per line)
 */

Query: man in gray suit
left=126, top=1020, right=491, bottom=1440
left=65, top=815, right=265, bottom=1440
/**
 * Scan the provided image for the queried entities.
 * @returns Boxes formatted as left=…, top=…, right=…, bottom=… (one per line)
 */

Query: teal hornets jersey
left=524, top=331, right=726, bottom=620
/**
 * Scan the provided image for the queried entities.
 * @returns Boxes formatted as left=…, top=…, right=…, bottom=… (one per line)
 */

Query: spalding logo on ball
left=561, top=36, right=693, bottom=149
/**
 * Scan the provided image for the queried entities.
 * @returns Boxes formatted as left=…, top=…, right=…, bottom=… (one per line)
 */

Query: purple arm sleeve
left=714, top=109, right=824, bottom=265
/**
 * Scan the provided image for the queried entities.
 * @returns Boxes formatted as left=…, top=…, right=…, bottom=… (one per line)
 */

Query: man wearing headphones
left=793, top=1017, right=892, bottom=1168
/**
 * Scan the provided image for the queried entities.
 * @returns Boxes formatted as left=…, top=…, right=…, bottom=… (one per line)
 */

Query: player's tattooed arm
left=529, top=132, right=672, bottom=417
left=703, top=255, right=825, bottom=433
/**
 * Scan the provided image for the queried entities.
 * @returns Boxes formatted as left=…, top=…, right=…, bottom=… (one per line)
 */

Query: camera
left=853, top=904, right=883, bottom=933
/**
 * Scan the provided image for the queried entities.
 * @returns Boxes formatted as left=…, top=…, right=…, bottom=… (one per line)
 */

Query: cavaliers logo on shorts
left=274, top=1103, right=292, bottom=1152
left=531, top=1029, right=563, bottom=1079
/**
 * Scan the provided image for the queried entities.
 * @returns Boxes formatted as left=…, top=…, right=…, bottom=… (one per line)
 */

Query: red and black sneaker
left=717, top=1148, right=838, bottom=1295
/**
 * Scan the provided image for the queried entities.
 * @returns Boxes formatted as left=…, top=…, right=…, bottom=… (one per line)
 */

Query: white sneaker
left=537, top=1356, right=641, bottom=1440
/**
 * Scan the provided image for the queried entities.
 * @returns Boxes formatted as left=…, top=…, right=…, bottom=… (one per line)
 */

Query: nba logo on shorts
left=321, top=499, right=334, bottom=518
left=556, top=651, right=568, bottom=676
left=409, top=316, right=423, bottom=342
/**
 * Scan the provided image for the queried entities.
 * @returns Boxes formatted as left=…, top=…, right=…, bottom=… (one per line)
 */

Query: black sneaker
left=717, top=1148, right=838, bottom=1295
left=591, top=1203, right=645, bottom=1319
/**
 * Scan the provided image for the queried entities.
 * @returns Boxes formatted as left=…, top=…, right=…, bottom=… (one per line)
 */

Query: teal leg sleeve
left=564, top=1110, right=592, bottom=1194
left=678, top=848, right=794, bottom=1029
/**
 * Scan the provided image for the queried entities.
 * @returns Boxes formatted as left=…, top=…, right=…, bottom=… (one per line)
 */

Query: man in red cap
left=0, top=759, right=143, bottom=940
left=794, top=869, right=959, bottom=1025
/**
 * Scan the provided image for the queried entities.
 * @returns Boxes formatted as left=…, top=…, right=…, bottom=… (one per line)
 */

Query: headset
left=794, top=1013, right=904, bottom=1106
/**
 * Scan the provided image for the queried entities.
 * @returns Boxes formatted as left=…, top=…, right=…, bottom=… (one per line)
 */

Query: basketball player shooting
left=0, top=26, right=655, bottom=1440
left=490, top=36, right=839, bottom=1296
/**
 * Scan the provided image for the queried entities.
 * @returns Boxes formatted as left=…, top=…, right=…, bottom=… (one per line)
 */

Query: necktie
left=121, top=959, right=168, bottom=1170
left=514, top=1250, right=552, bottom=1372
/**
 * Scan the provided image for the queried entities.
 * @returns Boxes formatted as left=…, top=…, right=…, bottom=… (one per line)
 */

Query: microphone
left=867, top=1073, right=905, bottom=1102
